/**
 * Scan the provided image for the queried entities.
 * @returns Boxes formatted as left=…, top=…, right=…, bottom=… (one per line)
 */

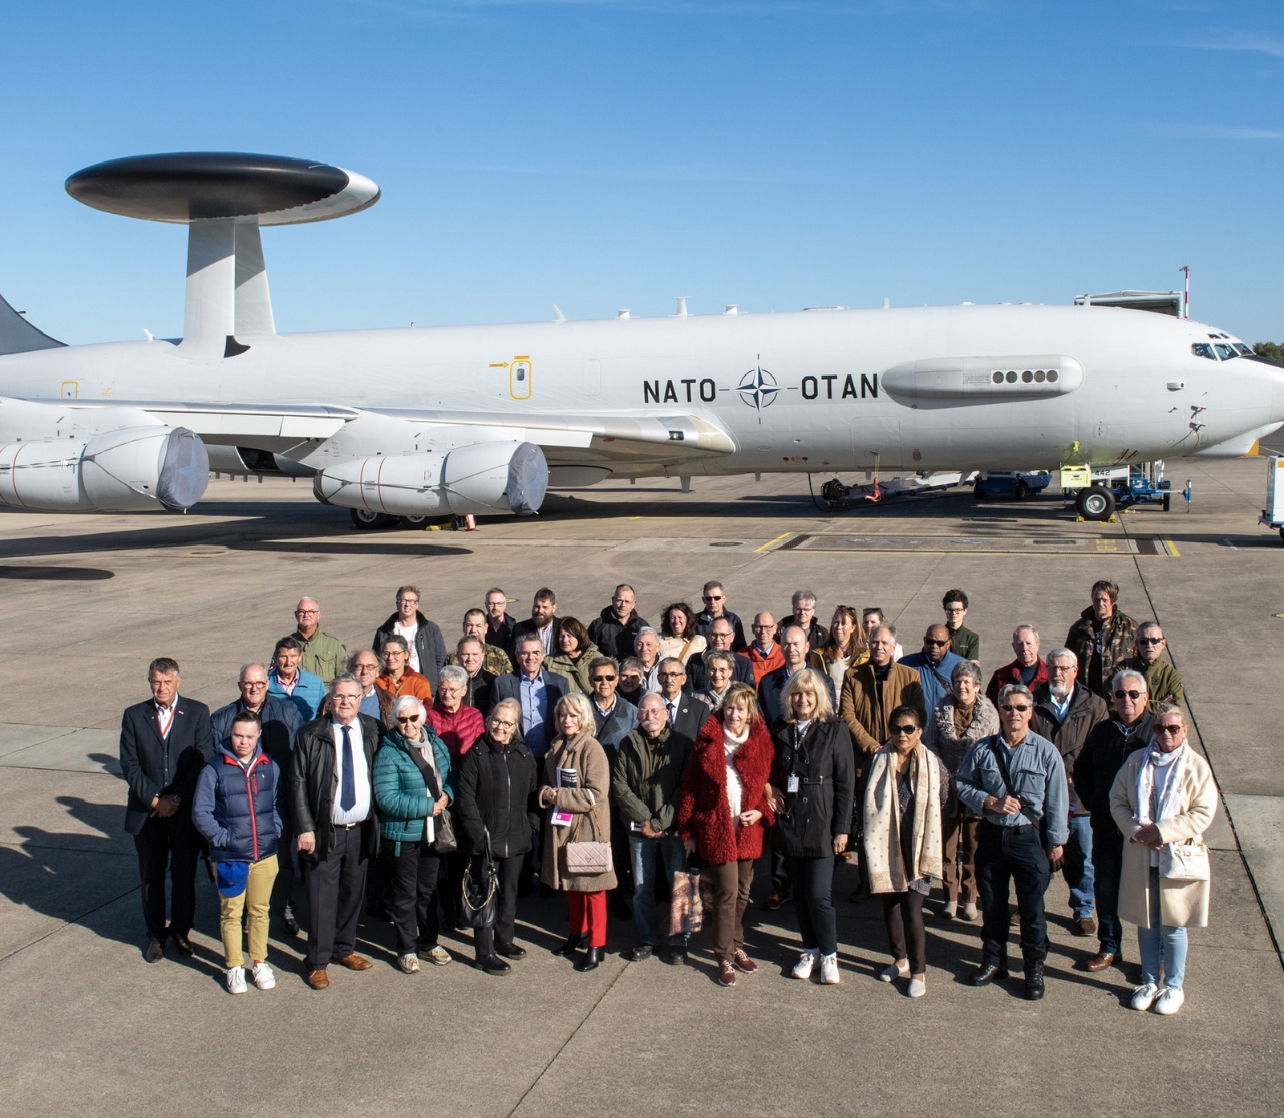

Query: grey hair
left=490, top=697, right=521, bottom=723
left=329, top=672, right=361, bottom=694
left=792, top=590, right=817, bottom=607
left=950, top=660, right=982, bottom=686
left=997, top=682, right=1034, bottom=706
left=1045, top=646, right=1075, bottom=665
left=393, top=694, right=427, bottom=720
left=704, top=649, right=737, bottom=670
left=438, top=665, right=468, bottom=690
left=1110, top=668, right=1148, bottom=693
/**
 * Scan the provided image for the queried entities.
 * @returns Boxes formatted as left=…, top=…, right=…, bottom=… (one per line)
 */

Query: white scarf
left=723, top=724, right=749, bottom=819
left=1135, top=740, right=1187, bottom=867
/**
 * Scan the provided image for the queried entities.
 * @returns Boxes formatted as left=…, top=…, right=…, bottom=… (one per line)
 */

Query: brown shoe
left=1084, top=950, right=1116, bottom=972
left=717, top=961, right=737, bottom=987
left=763, top=890, right=789, bottom=912
left=306, top=968, right=330, bottom=990
left=732, top=949, right=758, bottom=974
left=1074, top=916, right=1097, bottom=937
left=332, top=953, right=373, bottom=971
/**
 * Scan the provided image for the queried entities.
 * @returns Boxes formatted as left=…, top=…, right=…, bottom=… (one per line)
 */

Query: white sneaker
left=1153, top=986, right=1185, bottom=1015
left=879, top=961, right=910, bottom=983
left=907, top=977, right=926, bottom=998
left=398, top=953, right=420, bottom=974
left=417, top=945, right=452, bottom=966
left=819, top=953, right=840, bottom=985
left=791, top=949, right=818, bottom=980
left=250, top=961, right=276, bottom=990
left=962, top=902, right=978, bottom=921
left=225, top=966, right=247, bottom=995
left=940, top=901, right=957, bottom=920
left=1130, top=983, right=1160, bottom=1011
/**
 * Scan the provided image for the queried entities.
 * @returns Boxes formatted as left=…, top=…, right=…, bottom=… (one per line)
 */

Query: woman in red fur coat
left=677, top=683, right=775, bottom=987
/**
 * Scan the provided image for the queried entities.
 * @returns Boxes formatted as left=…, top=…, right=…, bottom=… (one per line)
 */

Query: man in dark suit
left=686, top=618, right=755, bottom=691
left=655, top=658, right=711, bottom=741
left=291, top=673, right=382, bottom=990
left=119, top=657, right=214, bottom=962
left=759, top=626, right=836, bottom=729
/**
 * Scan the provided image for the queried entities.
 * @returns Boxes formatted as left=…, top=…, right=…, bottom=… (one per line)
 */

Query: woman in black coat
left=769, top=669, right=855, bottom=986
left=454, top=699, right=538, bottom=976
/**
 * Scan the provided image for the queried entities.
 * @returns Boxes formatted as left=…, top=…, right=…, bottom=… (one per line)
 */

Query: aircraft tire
left=1162, top=493, right=1172, bottom=513
left=350, top=509, right=396, bottom=530
left=1076, top=485, right=1115, bottom=521
left=1014, top=480, right=1031, bottom=500
left=400, top=515, right=431, bottom=528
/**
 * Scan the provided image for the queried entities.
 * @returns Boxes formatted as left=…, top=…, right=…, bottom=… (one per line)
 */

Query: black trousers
left=134, top=814, right=201, bottom=940
left=384, top=842, right=442, bottom=955
left=476, top=854, right=524, bottom=960
left=976, top=822, right=1051, bottom=966
left=301, top=825, right=369, bottom=968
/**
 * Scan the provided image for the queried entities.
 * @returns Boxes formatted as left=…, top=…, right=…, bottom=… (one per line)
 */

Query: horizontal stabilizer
left=0, top=294, right=64, bottom=355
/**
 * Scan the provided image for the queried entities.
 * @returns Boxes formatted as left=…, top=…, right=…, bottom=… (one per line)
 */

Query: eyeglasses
left=1000, top=704, right=1031, bottom=713
left=489, top=718, right=516, bottom=729
left=396, top=715, right=421, bottom=724
left=590, top=674, right=616, bottom=683
left=752, top=624, right=775, bottom=631
left=890, top=724, right=918, bottom=735
left=703, top=594, right=724, bottom=602
left=1137, top=637, right=1164, bottom=645
left=658, top=671, right=685, bottom=678
left=1113, top=689, right=1143, bottom=700
left=1154, top=724, right=1183, bottom=735
left=923, top=639, right=949, bottom=647
left=397, top=598, right=419, bottom=606
left=242, top=681, right=267, bottom=688
left=295, top=609, right=319, bottom=616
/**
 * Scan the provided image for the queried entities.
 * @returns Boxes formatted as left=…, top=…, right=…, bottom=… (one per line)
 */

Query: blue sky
left=2, top=0, right=1281, bottom=344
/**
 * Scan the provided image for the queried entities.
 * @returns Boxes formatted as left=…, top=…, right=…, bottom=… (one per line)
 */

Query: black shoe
left=576, top=946, right=601, bottom=972
left=660, top=946, right=688, bottom=966
left=170, top=932, right=194, bottom=958
left=555, top=933, right=588, bottom=957
left=282, top=909, right=300, bottom=936
left=144, top=937, right=165, bottom=963
left=1024, top=960, right=1046, bottom=1001
left=969, top=962, right=1009, bottom=987
left=477, top=955, right=511, bottom=976
left=628, top=943, right=653, bottom=962
left=496, top=942, right=527, bottom=960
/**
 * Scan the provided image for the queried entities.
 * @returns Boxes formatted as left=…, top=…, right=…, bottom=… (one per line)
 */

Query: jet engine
left=312, top=440, right=548, bottom=518
left=0, top=425, right=210, bottom=513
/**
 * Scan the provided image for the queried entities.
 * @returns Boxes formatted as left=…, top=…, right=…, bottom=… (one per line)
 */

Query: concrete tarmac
left=1, top=449, right=1282, bottom=1117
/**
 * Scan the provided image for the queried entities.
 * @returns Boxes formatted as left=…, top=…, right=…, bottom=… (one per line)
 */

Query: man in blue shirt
left=957, top=683, right=1068, bottom=1000
left=899, top=624, right=964, bottom=717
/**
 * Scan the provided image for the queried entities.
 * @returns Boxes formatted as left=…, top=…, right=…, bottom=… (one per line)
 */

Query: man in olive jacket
left=612, top=694, right=694, bottom=964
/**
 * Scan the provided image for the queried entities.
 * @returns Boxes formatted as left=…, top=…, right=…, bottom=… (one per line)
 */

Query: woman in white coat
left=1108, top=704, right=1217, bottom=1015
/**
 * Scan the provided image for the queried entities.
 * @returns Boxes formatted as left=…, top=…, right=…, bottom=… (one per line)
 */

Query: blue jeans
left=628, top=833, right=688, bottom=946
left=1063, top=814, right=1095, bottom=918
left=1138, top=867, right=1188, bottom=988
left=1091, top=824, right=1124, bottom=954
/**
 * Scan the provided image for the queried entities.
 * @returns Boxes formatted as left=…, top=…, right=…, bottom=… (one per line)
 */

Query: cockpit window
left=1191, top=343, right=1216, bottom=360
left=1215, top=343, right=1237, bottom=360
left=1234, top=343, right=1253, bottom=356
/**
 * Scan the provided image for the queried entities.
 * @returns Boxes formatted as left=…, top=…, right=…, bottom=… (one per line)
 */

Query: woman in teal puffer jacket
left=374, top=695, right=455, bottom=975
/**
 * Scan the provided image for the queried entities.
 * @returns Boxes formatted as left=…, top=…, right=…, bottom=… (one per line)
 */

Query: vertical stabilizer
left=0, top=294, right=65, bottom=355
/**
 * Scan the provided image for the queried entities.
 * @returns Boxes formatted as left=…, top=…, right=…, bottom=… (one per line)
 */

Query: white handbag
left=1159, top=841, right=1210, bottom=882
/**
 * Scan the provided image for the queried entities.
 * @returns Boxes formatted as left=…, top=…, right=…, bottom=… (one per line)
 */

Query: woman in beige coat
left=1109, top=704, right=1217, bottom=1015
left=539, top=692, right=617, bottom=972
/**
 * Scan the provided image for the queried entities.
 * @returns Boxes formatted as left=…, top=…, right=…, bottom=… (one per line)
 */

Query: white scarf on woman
left=862, top=744, right=943, bottom=893
left=1135, top=739, right=1188, bottom=866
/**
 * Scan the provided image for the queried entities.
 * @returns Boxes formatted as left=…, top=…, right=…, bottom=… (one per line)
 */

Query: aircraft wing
left=66, top=399, right=739, bottom=475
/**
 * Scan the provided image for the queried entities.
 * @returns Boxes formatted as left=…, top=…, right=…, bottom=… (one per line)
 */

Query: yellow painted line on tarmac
left=756, top=531, right=794, bottom=553
left=1162, top=538, right=1180, bottom=557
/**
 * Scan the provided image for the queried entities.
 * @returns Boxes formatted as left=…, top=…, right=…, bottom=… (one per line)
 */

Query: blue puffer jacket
left=373, top=727, right=454, bottom=854
left=192, top=745, right=282, bottom=863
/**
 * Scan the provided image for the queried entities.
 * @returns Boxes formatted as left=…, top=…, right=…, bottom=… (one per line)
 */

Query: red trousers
left=567, top=890, right=607, bottom=948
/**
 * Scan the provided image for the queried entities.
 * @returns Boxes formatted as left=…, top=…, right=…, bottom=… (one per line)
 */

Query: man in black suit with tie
left=655, top=659, right=711, bottom=741
left=119, top=657, right=214, bottom=962
left=291, top=673, right=382, bottom=990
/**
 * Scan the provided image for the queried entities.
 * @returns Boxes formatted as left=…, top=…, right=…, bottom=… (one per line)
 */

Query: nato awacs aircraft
left=1, top=152, right=1282, bottom=527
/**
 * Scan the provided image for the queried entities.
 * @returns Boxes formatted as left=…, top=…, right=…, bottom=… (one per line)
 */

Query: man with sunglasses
left=1120, top=623, right=1185, bottom=713
left=899, top=624, right=964, bottom=716
left=957, top=683, right=1068, bottom=1000
left=694, top=580, right=747, bottom=651
left=1073, top=669, right=1153, bottom=974
left=587, top=656, right=638, bottom=757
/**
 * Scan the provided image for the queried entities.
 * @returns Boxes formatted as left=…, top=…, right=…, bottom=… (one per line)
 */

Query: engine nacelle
left=0, top=425, right=210, bottom=513
left=312, top=440, right=548, bottom=517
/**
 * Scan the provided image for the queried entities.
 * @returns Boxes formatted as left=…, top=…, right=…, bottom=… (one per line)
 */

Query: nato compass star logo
left=736, top=364, right=780, bottom=419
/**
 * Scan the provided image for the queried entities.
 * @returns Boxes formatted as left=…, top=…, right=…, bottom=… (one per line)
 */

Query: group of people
left=118, top=579, right=1215, bottom=1012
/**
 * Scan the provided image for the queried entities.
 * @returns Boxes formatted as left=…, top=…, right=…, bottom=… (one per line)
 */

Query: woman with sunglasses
left=1108, top=705, right=1217, bottom=1014
left=862, top=704, right=948, bottom=997
left=372, top=695, right=454, bottom=974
